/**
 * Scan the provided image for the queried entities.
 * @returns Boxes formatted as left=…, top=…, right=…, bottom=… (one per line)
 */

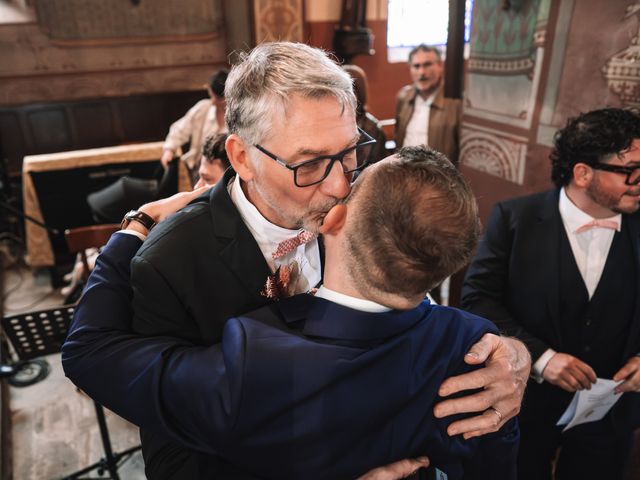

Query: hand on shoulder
left=123, top=186, right=212, bottom=237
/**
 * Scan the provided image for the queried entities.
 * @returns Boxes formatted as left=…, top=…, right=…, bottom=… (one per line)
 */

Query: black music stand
left=2, top=305, right=141, bottom=479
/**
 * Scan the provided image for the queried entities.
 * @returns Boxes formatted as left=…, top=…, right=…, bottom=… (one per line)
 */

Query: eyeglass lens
left=628, top=168, right=640, bottom=185
left=295, top=141, right=373, bottom=186
left=295, top=150, right=357, bottom=186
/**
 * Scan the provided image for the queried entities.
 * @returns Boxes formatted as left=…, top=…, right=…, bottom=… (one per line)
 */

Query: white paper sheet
left=556, top=378, right=624, bottom=432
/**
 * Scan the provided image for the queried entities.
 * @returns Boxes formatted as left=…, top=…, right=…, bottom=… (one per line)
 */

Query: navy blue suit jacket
left=63, top=233, right=518, bottom=480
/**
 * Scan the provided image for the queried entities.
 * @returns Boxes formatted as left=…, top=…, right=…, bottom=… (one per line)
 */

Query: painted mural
left=462, top=0, right=640, bottom=190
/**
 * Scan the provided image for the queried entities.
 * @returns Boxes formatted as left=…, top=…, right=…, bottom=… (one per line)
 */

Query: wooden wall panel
left=116, top=97, right=167, bottom=141
left=0, top=112, right=27, bottom=164
left=71, top=103, right=116, bottom=149
left=26, top=108, right=72, bottom=153
left=0, top=90, right=205, bottom=175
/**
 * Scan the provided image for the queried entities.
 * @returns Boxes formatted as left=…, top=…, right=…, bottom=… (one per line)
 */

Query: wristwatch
left=121, top=210, right=156, bottom=232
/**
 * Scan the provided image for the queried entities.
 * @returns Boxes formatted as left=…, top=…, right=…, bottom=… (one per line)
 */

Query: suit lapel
left=536, top=190, right=563, bottom=335
left=317, top=236, right=325, bottom=286
left=431, top=86, right=445, bottom=110
left=397, top=88, right=416, bottom=147
left=623, top=213, right=640, bottom=356
left=427, top=87, right=446, bottom=153
left=208, top=171, right=272, bottom=303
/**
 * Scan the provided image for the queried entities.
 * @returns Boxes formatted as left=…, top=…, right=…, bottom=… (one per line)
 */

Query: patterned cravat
left=272, top=230, right=316, bottom=260
left=575, top=219, right=620, bottom=234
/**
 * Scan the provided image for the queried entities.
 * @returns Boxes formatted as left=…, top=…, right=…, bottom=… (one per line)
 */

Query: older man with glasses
left=73, top=42, right=529, bottom=479
left=254, top=127, right=376, bottom=187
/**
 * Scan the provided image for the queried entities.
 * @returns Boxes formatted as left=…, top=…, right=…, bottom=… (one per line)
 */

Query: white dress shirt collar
left=315, top=285, right=391, bottom=313
left=229, top=175, right=306, bottom=244
left=558, top=187, right=621, bottom=300
left=559, top=188, right=621, bottom=233
left=228, top=176, right=322, bottom=293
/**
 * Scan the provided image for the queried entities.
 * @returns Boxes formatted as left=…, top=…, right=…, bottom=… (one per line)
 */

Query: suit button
left=584, top=345, right=591, bottom=352
left=585, top=318, right=592, bottom=326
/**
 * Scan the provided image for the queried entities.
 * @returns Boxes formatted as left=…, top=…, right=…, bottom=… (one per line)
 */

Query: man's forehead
left=266, top=97, right=358, bottom=154
left=294, top=129, right=360, bottom=156
left=411, top=50, right=440, bottom=63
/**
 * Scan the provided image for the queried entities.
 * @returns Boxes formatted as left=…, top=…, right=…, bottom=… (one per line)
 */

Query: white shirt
left=559, top=188, right=621, bottom=298
left=532, top=187, right=621, bottom=381
left=315, top=285, right=391, bottom=313
left=229, top=176, right=322, bottom=295
left=402, top=90, right=436, bottom=148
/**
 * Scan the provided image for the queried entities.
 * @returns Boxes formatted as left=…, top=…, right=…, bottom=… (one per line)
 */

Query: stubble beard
left=251, top=179, right=338, bottom=233
left=587, top=180, right=640, bottom=215
left=301, top=199, right=340, bottom=233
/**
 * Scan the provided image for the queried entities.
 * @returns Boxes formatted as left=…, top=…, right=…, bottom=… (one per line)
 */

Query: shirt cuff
left=118, top=229, right=147, bottom=242
left=162, top=141, right=178, bottom=153
left=532, top=348, right=556, bottom=384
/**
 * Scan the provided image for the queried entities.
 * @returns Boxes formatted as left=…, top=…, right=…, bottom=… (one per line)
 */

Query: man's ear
left=573, top=163, right=593, bottom=188
left=319, top=204, right=347, bottom=236
left=226, top=134, right=255, bottom=182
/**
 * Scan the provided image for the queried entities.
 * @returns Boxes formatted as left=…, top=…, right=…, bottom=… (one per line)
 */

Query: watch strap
left=121, top=210, right=156, bottom=232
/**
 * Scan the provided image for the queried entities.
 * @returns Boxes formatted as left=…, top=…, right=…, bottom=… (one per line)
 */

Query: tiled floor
left=4, top=264, right=145, bottom=480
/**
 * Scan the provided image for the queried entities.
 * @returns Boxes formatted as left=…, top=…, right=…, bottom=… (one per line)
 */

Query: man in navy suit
left=462, top=108, right=640, bottom=480
left=64, top=147, right=519, bottom=479
left=67, top=42, right=529, bottom=479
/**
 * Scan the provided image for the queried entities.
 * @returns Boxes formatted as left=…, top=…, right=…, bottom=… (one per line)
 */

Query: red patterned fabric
left=271, top=230, right=315, bottom=260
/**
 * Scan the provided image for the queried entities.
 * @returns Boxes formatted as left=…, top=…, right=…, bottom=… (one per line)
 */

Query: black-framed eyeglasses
left=591, top=163, right=640, bottom=186
left=254, top=127, right=377, bottom=187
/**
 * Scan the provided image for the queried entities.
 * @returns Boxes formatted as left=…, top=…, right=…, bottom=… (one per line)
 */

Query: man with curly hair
left=462, top=107, right=640, bottom=480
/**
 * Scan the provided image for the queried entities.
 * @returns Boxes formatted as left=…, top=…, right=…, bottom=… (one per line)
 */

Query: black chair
left=87, top=160, right=178, bottom=224
left=1, top=305, right=141, bottom=479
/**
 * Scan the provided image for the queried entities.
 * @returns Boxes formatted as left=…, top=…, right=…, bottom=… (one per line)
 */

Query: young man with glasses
left=462, top=107, right=640, bottom=480
left=92, top=42, right=529, bottom=479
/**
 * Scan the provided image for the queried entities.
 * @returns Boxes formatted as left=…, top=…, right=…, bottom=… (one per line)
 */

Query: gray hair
left=408, top=44, right=442, bottom=63
left=225, top=42, right=357, bottom=146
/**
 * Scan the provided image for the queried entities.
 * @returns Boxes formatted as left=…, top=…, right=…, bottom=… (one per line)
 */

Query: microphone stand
left=0, top=198, right=59, bottom=235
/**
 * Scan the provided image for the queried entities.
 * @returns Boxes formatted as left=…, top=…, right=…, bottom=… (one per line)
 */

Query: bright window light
left=387, top=0, right=473, bottom=49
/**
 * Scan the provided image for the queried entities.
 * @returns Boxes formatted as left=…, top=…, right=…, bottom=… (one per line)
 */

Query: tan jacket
left=163, top=99, right=226, bottom=170
left=395, top=85, right=462, bottom=164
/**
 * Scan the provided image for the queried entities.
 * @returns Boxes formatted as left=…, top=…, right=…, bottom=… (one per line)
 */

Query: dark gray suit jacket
left=130, top=169, right=277, bottom=478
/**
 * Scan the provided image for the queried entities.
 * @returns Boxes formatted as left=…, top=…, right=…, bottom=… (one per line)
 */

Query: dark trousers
left=517, top=415, right=633, bottom=480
